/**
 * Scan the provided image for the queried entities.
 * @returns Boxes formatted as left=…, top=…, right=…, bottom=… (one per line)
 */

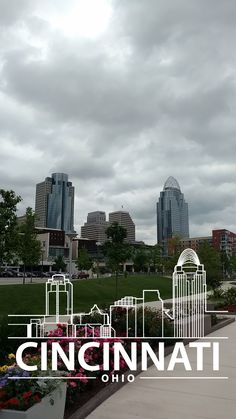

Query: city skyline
left=1, top=1, right=236, bottom=244
left=14, top=170, right=236, bottom=246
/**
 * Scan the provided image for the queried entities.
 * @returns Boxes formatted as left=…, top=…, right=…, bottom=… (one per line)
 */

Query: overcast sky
left=0, top=0, right=236, bottom=244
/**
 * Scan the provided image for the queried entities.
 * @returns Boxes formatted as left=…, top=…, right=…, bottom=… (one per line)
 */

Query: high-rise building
left=157, top=176, right=189, bottom=254
left=35, top=173, right=75, bottom=233
left=81, top=211, right=108, bottom=243
left=109, top=211, right=136, bottom=243
left=35, top=177, right=52, bottom=228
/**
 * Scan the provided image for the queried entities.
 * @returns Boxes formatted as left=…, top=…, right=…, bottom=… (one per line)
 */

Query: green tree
left=103, top=222, right=131, bottom=299
left=149, top=244, right=163, bottom=272
left=230, top=254, right=236, bottom=275
left=53, top=255, right=67, bottom=272
left=198, top=242, right=222, bottom=289
left=133, top=247, right=149, bottom=272
left=220, top=251, right=231, bottom=279
left=75, top=248, right=93, bottom=271
left=168, top=235, right=181, bottom=256
left=0, top=189, right=22, bottom=269
left=18, top=207, right=41, bottom=284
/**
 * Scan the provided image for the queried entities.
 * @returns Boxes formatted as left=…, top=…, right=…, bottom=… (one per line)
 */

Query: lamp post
left=67, top=233, right=77, bottom=280
left=95, top=242, right=102, bottom=280
left=41, top=249, right=44, bottom=278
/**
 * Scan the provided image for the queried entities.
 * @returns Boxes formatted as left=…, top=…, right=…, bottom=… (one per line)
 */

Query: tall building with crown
left=156, top=176, right=189, bottom=254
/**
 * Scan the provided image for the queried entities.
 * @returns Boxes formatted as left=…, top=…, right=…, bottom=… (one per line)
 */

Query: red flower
left=34, top=394, right=41, bottom=403
left=22, top=391, right=33, bottom=400
left=8, top=397, right=20, bottom=407
left=0, top=389, right=6, bottom=399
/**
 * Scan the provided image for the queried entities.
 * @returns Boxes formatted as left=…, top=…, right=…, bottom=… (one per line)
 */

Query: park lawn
left=0, top=275, right=172, bottom=316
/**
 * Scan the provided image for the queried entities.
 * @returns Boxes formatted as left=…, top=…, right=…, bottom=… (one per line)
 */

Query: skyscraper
left=109, top=211, right=136, bottom=243
left=157, top=176, right=189, bottom=253
left=35, top=173, right=75, bottom=233
left=81, top=211, right=108, bottom=243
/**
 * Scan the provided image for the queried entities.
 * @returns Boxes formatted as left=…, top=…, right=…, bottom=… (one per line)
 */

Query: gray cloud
left=0, top=0, right=236, bottom=243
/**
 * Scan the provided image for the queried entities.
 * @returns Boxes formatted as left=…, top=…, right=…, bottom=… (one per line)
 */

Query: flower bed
left=0, top=307, right=173, bottom=418
left=0, top=354, right=67, bottom=418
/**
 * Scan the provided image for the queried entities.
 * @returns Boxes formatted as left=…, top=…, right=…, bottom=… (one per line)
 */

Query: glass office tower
left=157, top=176, right=189, bottom=254
left=35, top=173, right=75, bottom=233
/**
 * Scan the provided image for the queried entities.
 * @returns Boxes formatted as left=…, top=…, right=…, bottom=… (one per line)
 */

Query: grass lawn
left=0, top=275, right=172, bottom=316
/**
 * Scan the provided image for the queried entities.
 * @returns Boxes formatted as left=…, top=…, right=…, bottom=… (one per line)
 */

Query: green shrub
left=222, top=287, right=236, bottom=305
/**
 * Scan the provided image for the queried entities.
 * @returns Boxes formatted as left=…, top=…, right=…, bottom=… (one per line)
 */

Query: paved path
left=87, top=321, right=236, bottom=419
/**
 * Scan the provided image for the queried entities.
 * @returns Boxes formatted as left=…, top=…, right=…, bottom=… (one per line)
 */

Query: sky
left=0, top=0, right=236, bottom=244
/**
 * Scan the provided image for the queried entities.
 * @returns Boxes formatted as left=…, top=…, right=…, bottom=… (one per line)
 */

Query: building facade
left=35, top=173, right=75, bottom=233
left=180, top=236, right=212, bottom=252
left=81, top=211, right=108, bottom=243
left=36, top=228, right=70, bottom=263
left=109, top=211, right=136, bottom=243
left=35, top=177, right=52, bottom=228
left=157, top=176, right=189, bottom=255
left=212, top=229, right=236, bottom=258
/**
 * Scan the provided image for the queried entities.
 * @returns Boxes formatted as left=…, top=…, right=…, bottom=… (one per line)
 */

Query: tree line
left=0, top=189, right=42, bottom=283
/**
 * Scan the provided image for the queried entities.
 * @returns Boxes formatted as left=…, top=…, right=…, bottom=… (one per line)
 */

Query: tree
left=75, top=248, right=93, bottom=271
left=198, top=242, right=222, bottom=289
left=163, top=235, right=182, bottom=274
left=167, top=235, right=181, bottom=257
left=230, top=254, right=236, bottom=275
left=18, top=207, right=41, bottom=284
left=133, top=247, right=149, bottom=272
left=53, top=255, right=66, bottom=272
left=220, top=251, right=231, bottom=279
left=149, top=244, right=163, bottom=272
left=0, top=189, right=22, bottom=269
left=103, top=222, right=131, bottom=299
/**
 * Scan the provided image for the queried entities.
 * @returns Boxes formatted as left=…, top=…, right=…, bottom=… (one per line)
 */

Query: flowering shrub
left=110, top=306, right=173, bottom=340
left=0, top=307, right=174, bottom=411
left=46, top=324, right=128, bottom=405
left=0, top=354, right=64, bottom=411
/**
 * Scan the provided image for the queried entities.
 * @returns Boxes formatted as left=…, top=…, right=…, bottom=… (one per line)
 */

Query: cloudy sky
left=0, top=0, right=236, bottom=244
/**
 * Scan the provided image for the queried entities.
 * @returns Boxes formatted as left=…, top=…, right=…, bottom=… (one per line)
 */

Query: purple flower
left=0, top=375, right=8, bottom=388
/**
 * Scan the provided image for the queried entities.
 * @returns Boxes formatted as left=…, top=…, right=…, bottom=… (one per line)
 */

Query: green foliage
left=198, top=242, right=222, bottom=289
left=53, top=255, right=67, bottom=272
left=222, top=287, right=236, bottom=305
left=0, top=315, right=26, bottom=364
left=17, top=208, right=41, bottom=283
left=0, top=189, right=22, bottom=266
left=230, top=254, right=236, bottom=274
left=149, top=244, right=162, bottom=271
left=111, top=306, right=173, bottom=340
left=133, top=247, right=149, bottom=272
left=104, top=222, right=131, bottom=274
left=75, top=248, right=93, bottom=271
left=212, top=288, right=224, bottom=300
left=163, top=254, right=179, bottom=273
